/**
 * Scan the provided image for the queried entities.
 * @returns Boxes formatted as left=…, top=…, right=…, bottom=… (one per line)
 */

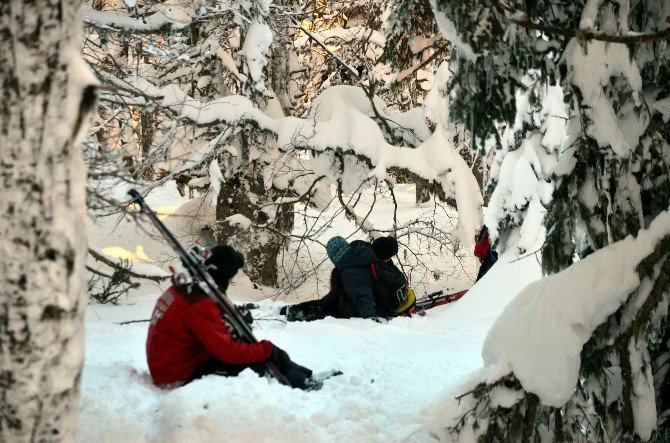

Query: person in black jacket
left=326, top=236, right=377, bottom=318
left=281, top=236, right=380, bottom=321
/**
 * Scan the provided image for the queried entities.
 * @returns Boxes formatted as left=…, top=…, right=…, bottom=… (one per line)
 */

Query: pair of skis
left=246, top=288, right=468, bottom=322
left=414, top=289, right=468, bottom=312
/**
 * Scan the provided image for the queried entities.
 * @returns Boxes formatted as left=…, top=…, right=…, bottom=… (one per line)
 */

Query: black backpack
left=369, top=261, right=411, bottom=316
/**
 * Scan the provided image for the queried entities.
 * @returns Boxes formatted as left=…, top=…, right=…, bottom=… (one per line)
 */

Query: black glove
left=235, top=305, right=254, bottom=325
left=268, top=346, right=313, bottom=389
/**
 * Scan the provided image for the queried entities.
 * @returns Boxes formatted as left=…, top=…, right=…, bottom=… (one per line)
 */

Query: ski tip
left=127, top=188, right=142, bottom=201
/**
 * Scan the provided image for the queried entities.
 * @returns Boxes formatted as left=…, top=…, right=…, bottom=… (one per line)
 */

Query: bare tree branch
left=88, top=247, right=169, bottom=282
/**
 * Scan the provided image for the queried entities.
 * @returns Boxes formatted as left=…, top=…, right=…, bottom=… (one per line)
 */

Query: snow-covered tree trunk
left=0, top=0, right=94, bottom=440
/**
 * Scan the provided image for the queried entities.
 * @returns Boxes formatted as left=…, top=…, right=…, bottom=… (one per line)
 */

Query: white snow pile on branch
left=428, top=0, right=476, bottom=60
left=565, top=39, right=646, bottom=158
left=82, top=6, right=188, bottom=33
left=240, top=0, right=273, bottom=94
left=225, top=214, right=253, bottom=230
left=485, top=80, right=567, bottom=253
left=303, top=86, right=481, bottom=245
left=482, top=210, right=670, bottom=407
left=132, top=81, right=482, bottom=245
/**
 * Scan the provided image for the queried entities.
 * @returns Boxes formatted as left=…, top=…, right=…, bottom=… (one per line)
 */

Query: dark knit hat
left=205, top=245, right=245, bottom=289
left=326, top=236, right=351, bottom=265
left=371, top=236, right=399, bottom=261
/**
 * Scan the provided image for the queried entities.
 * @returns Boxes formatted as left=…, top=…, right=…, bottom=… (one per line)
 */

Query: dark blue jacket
left=331, top=247, right=377, bottom=318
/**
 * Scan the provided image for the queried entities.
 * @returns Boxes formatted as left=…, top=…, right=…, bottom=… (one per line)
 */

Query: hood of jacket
left=338, top=246, right=376, bottom=268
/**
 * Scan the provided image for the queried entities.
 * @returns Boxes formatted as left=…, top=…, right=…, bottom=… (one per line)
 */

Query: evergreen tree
left=428, top=0, right=670, bottom=439
left=484, top=71, right=567, bottom=254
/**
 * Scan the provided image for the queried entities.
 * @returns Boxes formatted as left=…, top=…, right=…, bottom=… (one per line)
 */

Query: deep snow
left=78, top=184, right=542, bottom=442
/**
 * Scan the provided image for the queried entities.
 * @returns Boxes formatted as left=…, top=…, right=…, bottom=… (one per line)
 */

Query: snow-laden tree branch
left=451, top=211, right=670, bottom=440
left=82, top=6, right=189, bottom=34
left=88, top=247, right=170, bottom=283
left=509, top=15, right=670, bottom=43
left=128, top=81, right=483, bottom=246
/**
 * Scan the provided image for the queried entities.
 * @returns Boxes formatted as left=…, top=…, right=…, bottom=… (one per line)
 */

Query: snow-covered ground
left=78, top=184, right=542, bottom=442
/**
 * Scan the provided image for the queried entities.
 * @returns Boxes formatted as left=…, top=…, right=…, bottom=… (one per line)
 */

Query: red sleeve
left=186, top=299, right=273, bottom=365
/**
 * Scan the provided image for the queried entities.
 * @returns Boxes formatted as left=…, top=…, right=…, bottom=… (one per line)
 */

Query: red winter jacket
left=146, top=286, right=273, bottom=387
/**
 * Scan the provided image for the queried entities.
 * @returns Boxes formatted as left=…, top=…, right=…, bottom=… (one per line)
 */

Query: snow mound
left=482, top=211, right=670, bottom=407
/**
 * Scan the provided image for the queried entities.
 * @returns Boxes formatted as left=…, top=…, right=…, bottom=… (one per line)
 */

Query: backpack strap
left=370, top=263, right=379, bottom=282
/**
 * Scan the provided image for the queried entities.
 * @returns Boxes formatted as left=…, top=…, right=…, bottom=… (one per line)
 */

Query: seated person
left=282, top=236, right=400, bottom=322
left=146, top=245, right=313, bottom=389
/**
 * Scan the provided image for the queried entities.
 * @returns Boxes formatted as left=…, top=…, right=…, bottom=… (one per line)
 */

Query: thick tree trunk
left=0, top=1, right=92, bottom=441
left=214, top=5, right=297, bottom=288
left=215, top=132, right=290, bottom=287
left=215, top=175, right=286, bottom=286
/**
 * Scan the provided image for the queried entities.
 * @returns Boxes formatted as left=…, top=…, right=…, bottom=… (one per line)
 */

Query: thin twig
left=117, top=319, right=151, bottom=325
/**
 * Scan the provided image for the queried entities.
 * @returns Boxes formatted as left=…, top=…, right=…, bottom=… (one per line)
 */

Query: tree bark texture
left=214, top=10, right=298, bottom=288
left=215, top=132, right=292, bottom=287
left=0, top=0, right=92, bottom=441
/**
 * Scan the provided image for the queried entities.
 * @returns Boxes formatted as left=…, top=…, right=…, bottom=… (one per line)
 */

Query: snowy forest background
left=2, top=0, right=670, bottom=441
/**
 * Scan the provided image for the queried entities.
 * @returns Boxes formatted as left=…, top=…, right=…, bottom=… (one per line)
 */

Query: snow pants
left=285, top=291, right=342, bottom=322
left=186, top=357, right=266, bottom=384
left=476, top=252, right=498, bottom=281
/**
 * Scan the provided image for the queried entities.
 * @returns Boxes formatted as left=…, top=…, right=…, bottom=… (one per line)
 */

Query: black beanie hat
left=205, top=245, right=245, bottom=289
left=371, top=236, right=399, bottom=261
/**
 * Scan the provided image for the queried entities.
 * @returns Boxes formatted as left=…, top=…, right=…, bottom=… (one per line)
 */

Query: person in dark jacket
left=282, top=236, right=389, bottom=322
left=326, top=236, right=378, bottom=318
left=146, top=245, right=313, bottom=389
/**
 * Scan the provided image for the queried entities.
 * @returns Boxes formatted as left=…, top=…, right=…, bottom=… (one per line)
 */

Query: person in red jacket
left=146, top=245, right=312, bottom=389
left=474, top=225, right=498, bottom=281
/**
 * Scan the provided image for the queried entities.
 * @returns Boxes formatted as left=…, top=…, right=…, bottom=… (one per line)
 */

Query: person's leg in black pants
left=185, top=357, right=265, bottom=384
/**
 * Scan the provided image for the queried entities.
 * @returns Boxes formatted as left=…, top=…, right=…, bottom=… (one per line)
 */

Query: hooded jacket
left=146, top=285, right=273, bottom=387
left=331, top=246, right=377, bottom=318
